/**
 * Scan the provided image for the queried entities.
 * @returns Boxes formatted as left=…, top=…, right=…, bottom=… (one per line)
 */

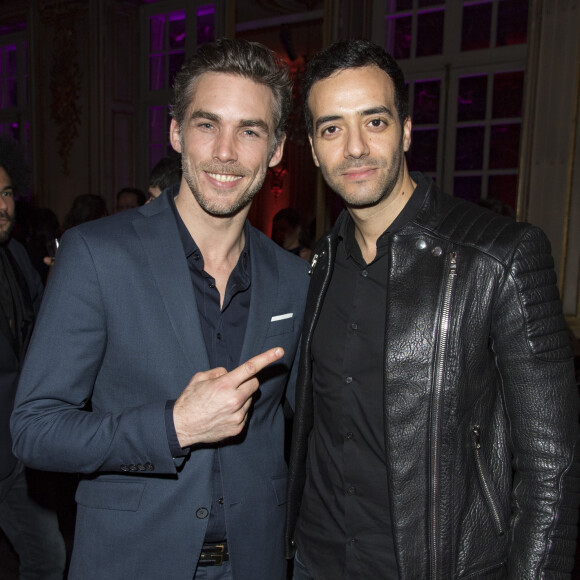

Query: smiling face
left=307, top=65, right=412, bottom=211
left=170, top=72, right=285, bottom=218
left=0, top=166, right=15, bottom=243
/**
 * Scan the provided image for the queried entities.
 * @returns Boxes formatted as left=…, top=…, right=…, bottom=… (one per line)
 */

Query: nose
left=0, top=195, right=8, bottom=211
left=344, top=126, right=369, bottom=159
left=213, top=130, right=237, bottom=163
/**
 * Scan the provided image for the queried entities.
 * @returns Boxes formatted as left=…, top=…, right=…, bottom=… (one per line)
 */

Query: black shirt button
left=347, top=486, right=356, bottom=495
left=209, top=283, right=215, bottom=289
left=345, top=376, right=353, bottom=384
left=361, top=270, right=368, bottom=278
left=351, top=323, right=358, bottom=330
left=217, top=333, right=222, bottom=340
left=218, top=498, right=224, bottom=505
left=345, top=432, right=354, bottom=440
left=196, top=508, right=209, bottom=519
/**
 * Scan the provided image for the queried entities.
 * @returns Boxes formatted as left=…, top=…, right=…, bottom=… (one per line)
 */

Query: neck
left=349, top=170, right=416, bottom=264
left=174, top=189, right=248, bottom=268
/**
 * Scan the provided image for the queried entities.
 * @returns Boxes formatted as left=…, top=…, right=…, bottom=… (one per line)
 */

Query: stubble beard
left=181, top=158, right=267, bottom=219
left=0, top=211, right=14, bottom=244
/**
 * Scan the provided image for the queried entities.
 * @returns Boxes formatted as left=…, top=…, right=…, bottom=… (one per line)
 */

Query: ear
left=268, top=135, right=286, bottom=168
left=402, top=117, right=412, bottom=152
left=308, top=134, right=320, bottom=167
left=169, top=119, right=182, bottom=153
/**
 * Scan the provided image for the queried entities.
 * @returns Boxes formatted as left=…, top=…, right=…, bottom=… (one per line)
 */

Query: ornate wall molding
left=39, top=1, right=87, bottom=174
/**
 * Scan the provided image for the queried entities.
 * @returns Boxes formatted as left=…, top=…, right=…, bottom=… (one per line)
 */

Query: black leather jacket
left=286, top=174, right=579, bottom=579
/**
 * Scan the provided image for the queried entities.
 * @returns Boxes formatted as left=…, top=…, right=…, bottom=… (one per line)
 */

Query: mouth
left=342, top=167, right=378, bottom=180
left=205, top=172, right=244, bottom=184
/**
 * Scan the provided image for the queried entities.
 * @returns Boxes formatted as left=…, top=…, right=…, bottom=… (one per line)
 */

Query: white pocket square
left=271, top=313, right=293, bottom=322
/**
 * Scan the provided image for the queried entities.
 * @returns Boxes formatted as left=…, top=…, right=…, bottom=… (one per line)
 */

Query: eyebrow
left=314, top=105, right=396, bottom=131
left=189, top=110, right=270, bottom=134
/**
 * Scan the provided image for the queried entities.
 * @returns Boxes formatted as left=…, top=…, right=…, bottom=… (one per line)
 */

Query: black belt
left=198, top=541, right=229, bottom=567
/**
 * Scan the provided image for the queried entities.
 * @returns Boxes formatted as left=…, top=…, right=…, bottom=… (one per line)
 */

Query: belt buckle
left=199, top=542, right=228, bottom=566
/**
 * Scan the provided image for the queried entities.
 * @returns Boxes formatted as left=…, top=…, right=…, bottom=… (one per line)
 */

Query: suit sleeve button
left=120, top=464, right=129, bottom=471
left=144, top=462, right=154, bottom=471
left=196, top=508, right=209, bottom=519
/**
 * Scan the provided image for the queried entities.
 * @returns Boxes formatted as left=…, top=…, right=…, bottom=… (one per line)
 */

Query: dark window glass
left=6, top=78, right=16, bottom=108
left=407, top=128, right=438, bottom=172
left=492, top=71, right=524, bottom=119
left=418, top=0, right=440, bottom=6
left=149, top=106, right=166, bottom=144
left=169, top=51, right=185, bottom=87
left=169, top=11, right=186, bottom=50
left=489, top=123, right=520, bottom=169
left=413, top=80, right=440, bottom=124
left=150, top=145, right=164, bottom=173
left=454, top=176, right=482, bottom=204
left=395, top=0, right=412, bottom=8
left=6, top=45, right=16, bottom=76
left=149, top=55, right=165, bottom=91
left=497, top=0, right=528, bottom=46
left=149, top=14, right=165, bottom=53
left=387, top=16, right=412, bottom=60
left=417, top=9, right=444, bottom=57
left=198, top=4, right=216, bottom=46
left=458, top=75, right=487, bottom=122
left=462, top=2, right=492, bottom=51
left=455, top=126, right=485, bottom=170
left=488, top=174, right=518, bottom=211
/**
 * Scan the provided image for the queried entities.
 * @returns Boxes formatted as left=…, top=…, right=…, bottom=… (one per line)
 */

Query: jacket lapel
left=238, top=227, right=278, bottom=365
left=132, top=197, right=210, bottom=371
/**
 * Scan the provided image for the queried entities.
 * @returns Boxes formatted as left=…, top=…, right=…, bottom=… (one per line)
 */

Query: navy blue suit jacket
left=11, top=192, right=310, bottom=579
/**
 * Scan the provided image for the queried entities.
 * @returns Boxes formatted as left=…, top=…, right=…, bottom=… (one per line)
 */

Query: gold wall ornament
left=40, top=1, right=86, bottom=175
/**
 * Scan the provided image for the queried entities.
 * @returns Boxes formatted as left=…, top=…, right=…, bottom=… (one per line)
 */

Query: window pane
left=149, top=55, right=165, bottom=91
left=169, top=10, right=186, bottom=50
left=488, top=175, right=517, bottom=212
left=455, top=126, right=485, bottom=170
left=492, top=71, right=524, bottom=119
left=454, top=176, right=482, bottom=204
left=407, top=128, right=438, bottom=172
left=149, top=14, right=165, bottom=53
left=462, top=2, right=492, bottom=51
left=395, top=0, right=412, bottom=8
left=6, top=45, right=17, bottom=76
left=386, top=15, right=411, bottom=60
left=5, top=78, right=17, bottom=108
left=458, top=75, right=487, bottom=122
left=418, top=0, right=441, bottom=6
left=416, top=9, right=444, bottom=57
left=489, top=123, right=520, bottom=169
left=169, top=51, right=185, bottom=87
left=150, top=145, right=165, bottom=173
left=149, top=106, right=166, bottom=143
left=198, top=4, right=215, bottom=46
left=497, top=0, right=528, bottom=46
left=413, top=79, right=440, bottom=124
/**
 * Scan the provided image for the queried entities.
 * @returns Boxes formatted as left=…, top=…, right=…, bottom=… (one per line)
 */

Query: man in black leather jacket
left=285, top=39, right=580, bottom=579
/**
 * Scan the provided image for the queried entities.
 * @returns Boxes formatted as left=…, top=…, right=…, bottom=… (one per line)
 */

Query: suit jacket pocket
left=75, top=478, right=145, bottom=511
left=266, top=316, right=294, bottom=338
left=271, top=476, right=287, bottom=505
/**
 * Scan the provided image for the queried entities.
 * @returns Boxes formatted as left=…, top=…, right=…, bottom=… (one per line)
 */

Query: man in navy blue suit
left=11, top=39, right=309, bottom=580
left=0, top=135, right=66, bottom=579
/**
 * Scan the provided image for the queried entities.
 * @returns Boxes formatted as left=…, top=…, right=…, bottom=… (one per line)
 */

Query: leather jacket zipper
left=430, top=251, right=457, bottom=579
left=472, top=425, right=505, bottom=536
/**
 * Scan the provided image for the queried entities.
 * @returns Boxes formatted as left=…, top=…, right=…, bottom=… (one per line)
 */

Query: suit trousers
left=0, top=461, right=66, bottom=580
left=194, top=560, right=233, bottom=580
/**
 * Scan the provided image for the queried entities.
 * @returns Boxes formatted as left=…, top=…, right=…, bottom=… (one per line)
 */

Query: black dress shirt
left=164, top=189, right=251, bottom=542
left=295, top=182, right=428, bottom=580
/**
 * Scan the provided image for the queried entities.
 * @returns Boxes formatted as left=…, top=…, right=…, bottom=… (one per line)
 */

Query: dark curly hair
left=0, top=134, right=30, bottom=195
